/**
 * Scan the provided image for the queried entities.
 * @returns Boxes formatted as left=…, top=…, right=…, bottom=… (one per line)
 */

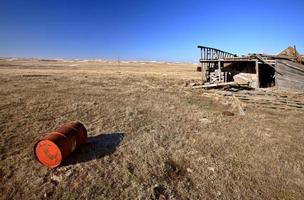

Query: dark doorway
left=258, top=64, right=275, bottom=88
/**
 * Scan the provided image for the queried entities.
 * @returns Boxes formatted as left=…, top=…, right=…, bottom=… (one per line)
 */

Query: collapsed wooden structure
left=197, top=45, right=304, bottom=92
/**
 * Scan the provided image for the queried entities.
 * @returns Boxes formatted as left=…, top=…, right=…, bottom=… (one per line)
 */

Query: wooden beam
left=192, top=81, right=249, bottom=89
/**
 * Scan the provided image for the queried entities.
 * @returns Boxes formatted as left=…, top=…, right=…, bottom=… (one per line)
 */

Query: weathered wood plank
left=276, top=60, right=304, bottom=92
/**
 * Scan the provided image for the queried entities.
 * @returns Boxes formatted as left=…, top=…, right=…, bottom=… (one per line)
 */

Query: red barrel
left=34, top=122, right=87, bottom=168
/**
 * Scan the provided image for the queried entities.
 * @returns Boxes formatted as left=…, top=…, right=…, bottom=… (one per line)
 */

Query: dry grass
left=0, top=60, right=304, bottom=199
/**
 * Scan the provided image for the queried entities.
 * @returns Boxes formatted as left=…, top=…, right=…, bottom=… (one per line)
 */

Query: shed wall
left=276, top=60, right=304, bottom=91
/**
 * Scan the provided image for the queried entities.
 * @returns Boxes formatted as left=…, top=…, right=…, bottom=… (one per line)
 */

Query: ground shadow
left=62, top=132, right=125, bottom=166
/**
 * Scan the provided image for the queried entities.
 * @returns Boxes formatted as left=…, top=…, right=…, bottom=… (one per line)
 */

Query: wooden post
left=255, top=60, right=259, bottom=88
left=207, top=62, right=210, bottom=82
left=201, top=62, right=205, bottom=82
left=218, top=61, right=221, bottom=83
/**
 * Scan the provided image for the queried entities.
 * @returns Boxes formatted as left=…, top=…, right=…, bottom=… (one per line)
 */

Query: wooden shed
left=197, top=45, right=304, bottom=92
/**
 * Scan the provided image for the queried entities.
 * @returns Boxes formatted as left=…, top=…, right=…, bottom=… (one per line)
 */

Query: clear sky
left=0, top=0, right=303, bottom=62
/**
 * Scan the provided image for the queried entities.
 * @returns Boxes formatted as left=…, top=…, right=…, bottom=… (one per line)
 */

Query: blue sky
left=0, top=0, right=303, bottom=62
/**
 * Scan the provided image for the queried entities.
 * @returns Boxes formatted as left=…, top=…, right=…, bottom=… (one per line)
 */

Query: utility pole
left=117, top=56, right=120, bottom=67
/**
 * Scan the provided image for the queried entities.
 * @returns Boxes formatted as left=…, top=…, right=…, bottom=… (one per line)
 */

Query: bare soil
left=0, top=59, right=304, bottom=199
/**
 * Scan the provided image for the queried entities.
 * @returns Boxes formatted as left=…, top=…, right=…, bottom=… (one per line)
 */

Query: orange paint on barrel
left=34, top=122, right=87, bottom=168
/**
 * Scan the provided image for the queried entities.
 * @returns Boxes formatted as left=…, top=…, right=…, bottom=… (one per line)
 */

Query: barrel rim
left=34, top=139, right=62, bottom=168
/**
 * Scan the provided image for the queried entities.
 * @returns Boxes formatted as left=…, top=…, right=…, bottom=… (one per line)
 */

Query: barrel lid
left=35, top=140, right=62, bottom=168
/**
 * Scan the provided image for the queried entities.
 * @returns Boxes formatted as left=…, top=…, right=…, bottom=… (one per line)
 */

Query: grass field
left=0, top=59, right=304, bottom=199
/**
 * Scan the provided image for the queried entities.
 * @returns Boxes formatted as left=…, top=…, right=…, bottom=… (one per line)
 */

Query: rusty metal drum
left=34, top=122, right=87, bottom=168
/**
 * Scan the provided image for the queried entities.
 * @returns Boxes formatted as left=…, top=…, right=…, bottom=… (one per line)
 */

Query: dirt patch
left=164, top=159, right=186, bottom=180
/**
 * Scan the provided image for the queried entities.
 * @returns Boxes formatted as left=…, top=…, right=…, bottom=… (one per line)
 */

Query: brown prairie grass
left=0, top=60, right=304, bottom=199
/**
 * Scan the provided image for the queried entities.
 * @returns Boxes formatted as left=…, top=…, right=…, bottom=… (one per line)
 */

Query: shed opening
left=258, top=64, right=275, bottom=88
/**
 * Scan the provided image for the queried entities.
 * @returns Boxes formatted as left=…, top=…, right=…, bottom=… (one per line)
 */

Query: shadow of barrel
left=62, top=132, right=124, bottom=166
